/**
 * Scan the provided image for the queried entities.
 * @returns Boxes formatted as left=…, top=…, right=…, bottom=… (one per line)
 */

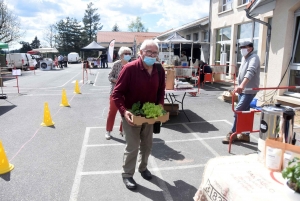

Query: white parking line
left=81, top=164, right=205, bottom=176
left=182, top=124, right=220, bottom=157
left=93, top=72, right=99, bottom=86
left=70, top=120, right=257, bottom=200
left=86, top=136, right=225, bottom=147
left=71, top=80, right=83, bottom=84
left=148, top=155, right=174, bottom=201
left=69, top=127, right=90, bottom=201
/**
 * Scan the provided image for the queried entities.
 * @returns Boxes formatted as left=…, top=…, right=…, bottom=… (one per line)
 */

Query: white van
left=67, top=52, right=81, bottom=63
left=6, top=53, right=35, bottom=70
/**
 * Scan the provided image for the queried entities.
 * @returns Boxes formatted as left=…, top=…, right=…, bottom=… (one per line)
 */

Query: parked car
left=67, top=52, right=81, bottom=64
left=6, top=53, right=35, bottom=70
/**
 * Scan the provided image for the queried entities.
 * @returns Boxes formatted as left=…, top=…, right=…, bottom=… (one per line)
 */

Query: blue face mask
left=123, top=55, right=131, bottom=61
left=143, top=56, right=156, bottom=66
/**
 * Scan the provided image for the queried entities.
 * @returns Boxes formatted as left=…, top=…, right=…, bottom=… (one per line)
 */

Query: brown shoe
left=237, top=134, right=250, bottom=143
left=222, top=132, right=237, bottom=144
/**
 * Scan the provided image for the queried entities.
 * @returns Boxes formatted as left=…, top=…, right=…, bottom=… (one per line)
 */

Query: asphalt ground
left=0, top=63, right=263, bottom=201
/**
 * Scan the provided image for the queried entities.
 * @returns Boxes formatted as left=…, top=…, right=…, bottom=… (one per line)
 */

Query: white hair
left=118, top=46, right=132, bottom=56
left=140, top=39, right=159, bottom=51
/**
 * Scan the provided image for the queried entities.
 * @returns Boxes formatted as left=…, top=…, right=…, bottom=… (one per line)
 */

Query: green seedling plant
left=129, top=101, right=166, bottom=118
left=282, top=157, right=300, bottom=193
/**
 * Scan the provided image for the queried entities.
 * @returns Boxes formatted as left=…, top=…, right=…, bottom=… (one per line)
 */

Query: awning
left=164, top=32, right=193, bottom=43
left=81, top=41, right=106, bottom=51
left=0, top=42, right=9, bottom=49
left=247, top=0, right=276, bottom=16
left=31, top=48, right=59, bottom=53
left=27, top=50, right=40, bottom=54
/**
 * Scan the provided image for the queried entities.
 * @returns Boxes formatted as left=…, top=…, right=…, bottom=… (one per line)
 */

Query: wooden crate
left=132, top=112, right=169, bottom=126
left=164, top=103, right=179, bottom=116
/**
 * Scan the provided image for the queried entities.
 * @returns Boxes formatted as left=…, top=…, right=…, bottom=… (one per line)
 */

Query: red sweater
left=112, top=57, right=165, bottom=116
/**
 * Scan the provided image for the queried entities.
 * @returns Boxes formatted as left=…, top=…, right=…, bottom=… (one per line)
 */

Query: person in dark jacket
left=112, top=39, right=165, bottom=190
left=198, top=60, right=212, bottom=83
left=63, top=55, right=68, bottom=67
left=100, top=52, right=108, bottom=68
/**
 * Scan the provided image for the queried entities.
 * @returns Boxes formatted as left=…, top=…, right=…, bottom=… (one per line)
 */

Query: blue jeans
left=231, top=93, right=256, bottom=133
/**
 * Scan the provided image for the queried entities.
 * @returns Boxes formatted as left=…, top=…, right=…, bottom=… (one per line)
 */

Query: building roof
left=134, top=35, right=160, bottom=45
left=246, top=0, right=276, bottom=16
left=97, top=31, right=162, bottom=44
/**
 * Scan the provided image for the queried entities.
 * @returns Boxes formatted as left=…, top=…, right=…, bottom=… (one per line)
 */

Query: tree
left=82, top=2, right=103, bottom=43
left=43, top=24, right=57, bottom=48
left=0, top=0, right=23, bottom=43
left=19, top=41, right=31, bottom=53
left=128, top=17, right=148, bottom=32
left=112, top=23, right=120, bottom=32
left=30, top=36, right=41, bottom=49
left=55, top=17, right=84, bottom=53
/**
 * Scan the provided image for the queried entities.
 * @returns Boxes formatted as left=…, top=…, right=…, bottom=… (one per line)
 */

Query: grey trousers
left=121, top=117, right=153, bottom=178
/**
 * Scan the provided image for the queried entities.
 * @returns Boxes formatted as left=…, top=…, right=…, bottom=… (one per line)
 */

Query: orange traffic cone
left=60, top=88, right=70, bottom=107
left=74, top=80, right=81, bottom=94
left=41, top=102, right=55, bottom=126
left=0, top=141, right=14, bottom=174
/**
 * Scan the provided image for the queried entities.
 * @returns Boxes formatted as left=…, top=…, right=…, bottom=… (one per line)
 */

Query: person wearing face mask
left=112, top=39, right=165, bottom=190
left=105, top=47, right=132, bottom=140
left=222, top=41, right=260, bottom=144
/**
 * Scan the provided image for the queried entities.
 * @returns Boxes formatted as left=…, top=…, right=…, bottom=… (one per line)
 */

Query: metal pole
left=245, top=9, right=272, bottom=102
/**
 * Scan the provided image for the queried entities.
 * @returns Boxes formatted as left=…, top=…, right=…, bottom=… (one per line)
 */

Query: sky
left=6, top=0, right=210, bottom=49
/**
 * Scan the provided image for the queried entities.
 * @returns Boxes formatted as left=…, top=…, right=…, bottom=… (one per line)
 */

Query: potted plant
left=282, top=157, right=300, bottom=193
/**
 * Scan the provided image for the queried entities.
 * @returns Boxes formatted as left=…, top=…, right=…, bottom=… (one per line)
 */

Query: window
left=236, top=22, right=260, bottom=65
left=193, top=33, right=199, bottom=41
left=292, top=16, right=300, bottom=64
left=288, top=11, right=300, bottom=94
left=204, top=31, right=209, bottom=42
left=238, top=0, right=250, bottom=6
left=221, top=0, right=232, bottom=12
left=215, top=27, right=232, bottom=74
left=186, top=35, right=191, bottom=40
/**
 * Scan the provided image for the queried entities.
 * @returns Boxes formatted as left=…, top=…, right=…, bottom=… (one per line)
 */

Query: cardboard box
left=164, top=103, right=179, bottom=116
left=132, top=112, right=169, bottom=126
left=165, top=69, right=175, bottom=90
left=222, top=91, right=238, bottom=102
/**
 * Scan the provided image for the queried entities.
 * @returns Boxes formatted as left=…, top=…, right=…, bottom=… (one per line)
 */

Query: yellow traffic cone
left=41, top=102, right=55, bottom=126
left=74, top=80, right=81, bottom=94
left=60, top=88, right=70, bottom=107
left=0, top=141, right=14, bottom=174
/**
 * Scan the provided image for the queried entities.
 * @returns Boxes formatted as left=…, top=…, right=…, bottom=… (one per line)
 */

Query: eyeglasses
left=143, top=50, right=158, bottom=57
left=123, top=53, right=131, bottom=55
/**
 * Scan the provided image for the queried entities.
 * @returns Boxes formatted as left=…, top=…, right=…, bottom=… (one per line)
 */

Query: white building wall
left=268, top=0, right=300, bottom=98
left=210, top=0, right=300, bottom=105
left=210, top=0, right=255, bottom=76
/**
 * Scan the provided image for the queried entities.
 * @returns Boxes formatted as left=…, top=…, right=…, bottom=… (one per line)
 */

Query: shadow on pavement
left=164, top=109, right=207, bottom=124
left=198, top=82, right=233, bottom=92
left=0, top=105, right=16, bottom=116
left=135, top=175, right=197, bottom=201
left=152, top=138, right=185, bottom=161
left=233, top=141, right=258, bottom=152
left=0, top=171, right=11, bottom=181
left=164, top=114, right=219, bottom=134
left=111, top=136, right=126, bottom=144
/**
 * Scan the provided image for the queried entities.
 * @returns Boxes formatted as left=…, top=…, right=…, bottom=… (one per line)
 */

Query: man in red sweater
left=112, top=39, right=165, bottom=190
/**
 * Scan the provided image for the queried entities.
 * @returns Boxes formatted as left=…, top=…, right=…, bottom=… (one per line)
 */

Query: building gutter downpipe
left=208, top=0, right=212, bottom=63
left=245, top=8, right=271, bottom=102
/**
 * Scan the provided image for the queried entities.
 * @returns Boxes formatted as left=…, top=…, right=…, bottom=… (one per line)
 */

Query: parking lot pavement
left=69, top=120, right=259, bottom=201
left=0, top=65, right=261, bottom=200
